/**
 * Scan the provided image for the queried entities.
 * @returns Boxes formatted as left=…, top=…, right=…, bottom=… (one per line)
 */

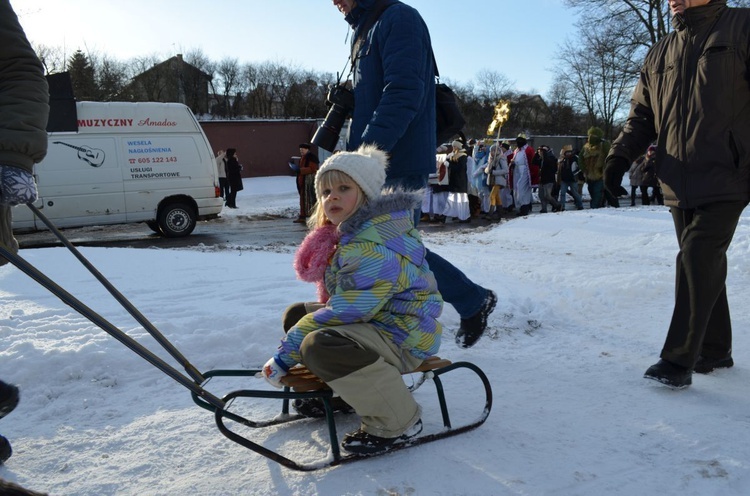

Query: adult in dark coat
left=606, top=0, right=750, bottom=389
left=332, top=0, right=496, bottom=349
left=224, top=148, right=243, bottom=209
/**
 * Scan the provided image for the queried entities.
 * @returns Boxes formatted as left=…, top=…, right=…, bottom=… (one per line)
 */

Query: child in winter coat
left=262, top=144, right=443, bottom=455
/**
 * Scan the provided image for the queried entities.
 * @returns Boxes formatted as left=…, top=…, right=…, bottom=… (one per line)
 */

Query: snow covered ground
left=2, top=177, right=750, bottom=495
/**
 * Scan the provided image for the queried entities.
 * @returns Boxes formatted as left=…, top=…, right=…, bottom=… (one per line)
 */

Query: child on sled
left=262, top=144, right=443, bottom=455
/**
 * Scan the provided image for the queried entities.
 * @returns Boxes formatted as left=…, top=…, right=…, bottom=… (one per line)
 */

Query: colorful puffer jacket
left=274, top=188, right=443, bottom=370
left=608, top=1, right=750, bottom=208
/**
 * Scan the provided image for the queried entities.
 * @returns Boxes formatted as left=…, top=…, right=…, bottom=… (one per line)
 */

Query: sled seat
left=280, top=355, right=453, bottom=392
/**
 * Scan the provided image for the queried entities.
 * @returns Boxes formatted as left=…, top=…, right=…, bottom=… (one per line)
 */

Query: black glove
left=604, top=155, right=630, bottom=191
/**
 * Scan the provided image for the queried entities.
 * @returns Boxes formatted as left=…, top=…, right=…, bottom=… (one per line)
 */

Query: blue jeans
left=559, top=180, right=584, bottom=209
left=385, top=174, right=487, bottom=318
left=587, top=179, right=604, bottom=209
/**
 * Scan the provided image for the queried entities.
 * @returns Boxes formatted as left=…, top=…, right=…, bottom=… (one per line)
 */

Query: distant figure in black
left=224, top=148, right=243, bottom=209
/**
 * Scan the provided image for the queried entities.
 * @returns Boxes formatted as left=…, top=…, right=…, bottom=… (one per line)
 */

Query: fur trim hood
left=338, top=187, right=422, bottom=235
left=338, top=186, right=425, bottom=263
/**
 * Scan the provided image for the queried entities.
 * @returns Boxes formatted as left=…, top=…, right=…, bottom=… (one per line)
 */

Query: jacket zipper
left=679, top=25, right=691, bottom=206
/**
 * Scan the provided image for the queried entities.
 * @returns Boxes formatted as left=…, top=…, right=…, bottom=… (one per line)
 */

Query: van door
left=34, top=137, right=126, bottom=227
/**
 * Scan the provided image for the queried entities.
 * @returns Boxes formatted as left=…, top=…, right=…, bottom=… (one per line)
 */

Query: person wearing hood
left=510, top=133, right=535, bottom=215
left=580, top=127, right=610, bottom=209
left=262, top=145, right=442, bottom=455
left=605, top=0, right=750, bottom=389
left=330, top=0, right=497, bottom=348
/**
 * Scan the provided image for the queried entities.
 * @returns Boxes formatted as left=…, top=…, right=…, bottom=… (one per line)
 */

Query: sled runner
left=191, top=356, right=492, bottom=470
left=1, top=204, right=493, bottom=471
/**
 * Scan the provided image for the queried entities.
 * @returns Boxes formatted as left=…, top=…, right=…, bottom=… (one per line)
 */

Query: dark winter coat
left=538, top=151, right=558, bottom=184
left=344, top=0, right=436, bottom=180
left=608, top=1, right=750, bottom=208
left=629, top=156, right=646, bottom=187
left=0, top=1, right=48, bottom=173
left=558, top=155, right=580, bottom=183
left=447, top=153, right=468, bottom=193
left=296, top=151, right=319, bottom=191
left=1, top=0, right=50, bottom=264
left=641, top=156, right=658, bottom=188
left=225, top=156, right=243, bottom=191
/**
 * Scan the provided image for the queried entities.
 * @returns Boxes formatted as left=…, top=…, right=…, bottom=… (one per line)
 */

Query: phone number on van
left=128, top=157, right=178, bottom=164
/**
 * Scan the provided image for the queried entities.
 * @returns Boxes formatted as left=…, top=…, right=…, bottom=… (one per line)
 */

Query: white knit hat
left=315, top=144, right=388, bottom=201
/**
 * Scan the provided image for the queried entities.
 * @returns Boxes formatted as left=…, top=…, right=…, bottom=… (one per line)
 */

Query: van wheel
left=146, top=220, right=162, bottom=234
left=158, top=203, right=196, bottom=238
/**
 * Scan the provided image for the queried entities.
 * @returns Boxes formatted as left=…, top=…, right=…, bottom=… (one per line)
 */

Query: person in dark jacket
left=536, top=146, right=561, bottom=213
left=557, top=145, right=584, bottom=210
left=442, top=139, right=470, bottom=222
left=605, top=0, right=750, bottom=389
left=294, top=143, right=319, bottom=223
left=331, top=0, right=496, bottom=348
left=0, top=7, right=52, bottom=496
left=224, top=148, right=243, bottom=209
left=640, top=146, right=663, bottom=206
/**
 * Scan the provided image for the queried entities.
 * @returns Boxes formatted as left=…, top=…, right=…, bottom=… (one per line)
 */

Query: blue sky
left=16, top=0, right=578, bottom=96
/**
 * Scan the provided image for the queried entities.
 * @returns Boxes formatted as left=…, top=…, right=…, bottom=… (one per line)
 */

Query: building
left=126, top=54, right=212, bottom=115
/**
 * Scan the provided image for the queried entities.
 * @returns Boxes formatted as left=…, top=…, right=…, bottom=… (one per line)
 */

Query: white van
left=13, top=101, right=224, bottom=237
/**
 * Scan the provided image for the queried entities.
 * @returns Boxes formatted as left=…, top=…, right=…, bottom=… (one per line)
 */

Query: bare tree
left=474, top=69, right=514, bottom=104
left=184, top=49, right=216, bottom=116
left=31, top=43, right=66, bottom=75
left=95, top=56, right=128, bottom=101
left=286, top=70, right=330, bottom=119
left=545, top=80, right=586, bottom=135
left=556, top=20, right=641, bottom=138
left=565, top=0, right=750, bottom=46
left=216, top=57, right=242, bottom=118
left=565, top=0, right=670, bottom=46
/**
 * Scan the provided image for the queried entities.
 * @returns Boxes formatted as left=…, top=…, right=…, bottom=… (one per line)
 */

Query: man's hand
left=604, top=155, right=631, bottom=189
left=0, top=165, right=37, bottom=206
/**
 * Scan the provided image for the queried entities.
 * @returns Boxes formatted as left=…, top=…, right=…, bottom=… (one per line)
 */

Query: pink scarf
left=293, top=224, right=339, bottom=303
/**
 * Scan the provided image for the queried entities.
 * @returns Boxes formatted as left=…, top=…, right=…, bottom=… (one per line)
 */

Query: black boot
left=644, top=359, right=692, bottom=389
left=292, top=396, right=354, bottom=418
left=455, top=290, right=497, bottom=348
left=693, top=355, right=734, bottom=374
left=0, top=435, right=11, bottom=464
left=341, top=419, right=422, bottom=455
left=0, top=381, right=19, bottom=420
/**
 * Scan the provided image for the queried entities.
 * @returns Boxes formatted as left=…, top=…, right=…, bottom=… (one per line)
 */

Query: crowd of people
left=420, top=131, right=663, bottom=223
